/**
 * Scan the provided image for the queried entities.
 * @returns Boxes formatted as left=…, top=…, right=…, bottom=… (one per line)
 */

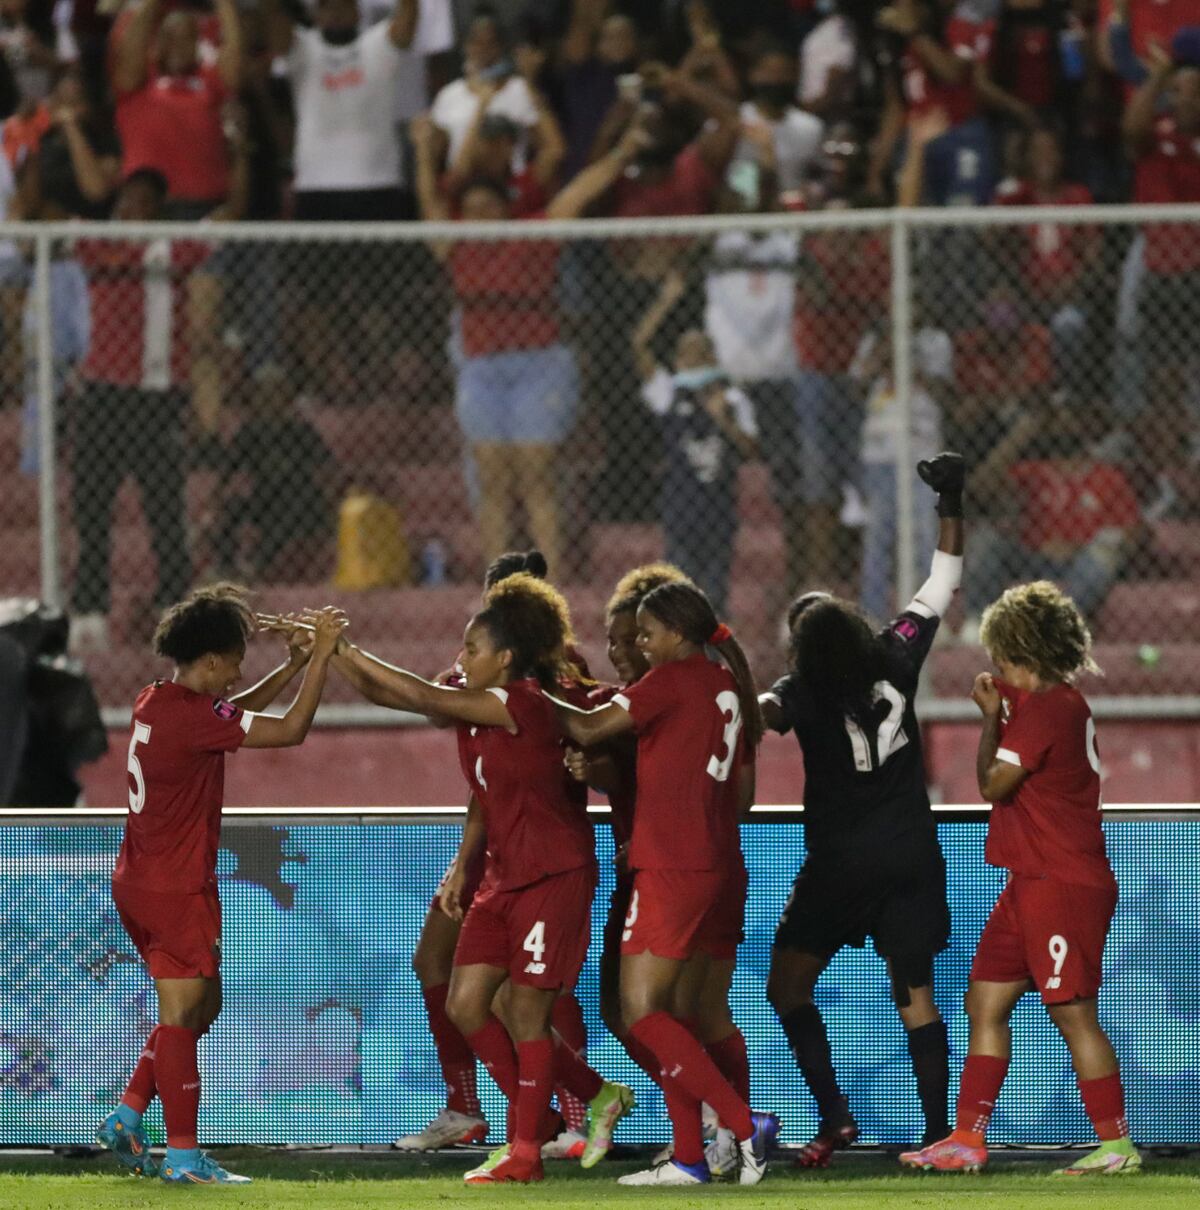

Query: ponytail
left=639, top=582, right=764, bottom=748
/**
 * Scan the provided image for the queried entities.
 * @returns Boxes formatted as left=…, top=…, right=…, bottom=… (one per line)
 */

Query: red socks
left=662, top=1079, right=705, bottom=1166
left=551, top=995, right=589, bottom=1133
left=122, top=1025, right=159, bottom=1114
left=1079, top=1073, right=1129, bottom=1141
left=706, top=1029, right=751, bottom=1104
left=465, top=1015, right=518, bottom=1100
left=629, top=1011, right=752, bottom=1140
left=954, top=1054, right=1009, bottom=1146
left=513, top=1039, right=555, bottom=1160
left=422, top=984, right=481, bottom=1117
left=155, top=1025, right=200, bottom=1149
left=620, top=1031, right=663, bottom=1086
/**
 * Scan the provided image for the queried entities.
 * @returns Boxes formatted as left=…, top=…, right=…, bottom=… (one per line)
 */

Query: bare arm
left=544, top=123, right=642, bottom=219
left=631, top=268, right=686, bottom=381
left=972, top=674, right=1028, bottom=802
left=1123, top=44, right=1174, bottom=156
left=562, top=0, right=604, bottom=66
left=736, top=758, right=756, bottom=817
left=704, top=387, right=758, bottom=460
left=529, top=86, right=567, bottom=189
left=230, top=657, right=307, bottom=713
left=443, top=82, right=498, bottom=190
left=440, top=795, right=486, bottom=920
left=214, top=0, right=243, bottom=93
left=867, top=76, right=906, bottom=198
left=112, top=0, right=162, bottom=95
left=261, top=0, right=294, bottom=59
left=551, top=697, right=635, bottom=747
left=565, top=746, right=622, bottom=794
left=388, top=0, right=418, bottom=49
left=57, top=116, right=120, bottom=203
left=973, top=62, right=1036, bottom=127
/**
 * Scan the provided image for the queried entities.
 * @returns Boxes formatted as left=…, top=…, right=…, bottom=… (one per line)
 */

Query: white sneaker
left=392, top=1108, right=488, bottom=1151
left=651, top=1142, right=672, bottom=1165
left=617, top=1158, right=710, bottom=1186
left=540, top=1129, right=586, bottom=1160
left=69, top=613, right=109, bottom=655
left=705, top=1127, right=738, bottom=1178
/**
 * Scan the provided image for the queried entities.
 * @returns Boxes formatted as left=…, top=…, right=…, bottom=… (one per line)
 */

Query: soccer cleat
left=617, top=1157, right=711, bottom=1186
left=705, top=1127, right=739, bottom=1178
left=95, top=1110, right=157, bottom=1177
left=463, top=1144, right=510, bottom=1182
left=1052, top=1139, right=1143, bottom=1177
left=899, top=1134, right=988, bottom=1173
left=579, top=1081, right=636, bottom=1168
left=392, top=1109, right=489, bottom=1151
left=541, top=1128, right=587, bottom=1160
left=159, top=1153, right=251, bottom=1184
left=464, top=1149, right=543, bottom=1184
left=737, top=1110, right=781, bottom=1186
left=793, top=1119, right=860, bottom=1169
left=651, top=1142, right=673, bottom=1165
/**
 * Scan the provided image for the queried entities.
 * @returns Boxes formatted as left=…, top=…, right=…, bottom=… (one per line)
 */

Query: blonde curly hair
left=606, top=562, right=693, bottom=617
left=479, top=571, right=581, bottom=686
left=979, top=580, right=1101, bottom=684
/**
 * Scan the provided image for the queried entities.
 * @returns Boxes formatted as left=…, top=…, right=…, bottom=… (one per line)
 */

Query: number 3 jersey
left=456, top=678, right=595, bottom=892
left=988, top=680, right=1114, bottom=890
left=612, top=653, right=746, bottom=873
left=765, top=606, right=939, bottom=859
left=113, top=681, right=254, bottom=894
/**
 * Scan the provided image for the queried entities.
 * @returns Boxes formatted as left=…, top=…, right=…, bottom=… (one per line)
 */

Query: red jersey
left=901, top=17, right=993, bottom=126
left=955, top=324, right=1052, bottom=396
left=78, top=238, right=213, bottom=389
left=117, top=65, right=229, bottom=202
left=450, top=229, right=560, bottom=357
left=613, top=143, right=719, bottom=219
left=456, top=678, right=594, bottom=890
left=1135, top=115, right=1200, bottom=274
left=1009, top=460, right=1140, bottom=549
left=113, top=680, right=253, bottom=894
left=1099, top=0, right=1193, bottom=60
left=994, top=179, right=1094, bottom=299
left=444, top=167, right=550, bottom=219
left=614, top=654, right=745, bottom=872
left=987, top=681, right=1114, bottom=890
left=588, top=682, right=637, bottom=850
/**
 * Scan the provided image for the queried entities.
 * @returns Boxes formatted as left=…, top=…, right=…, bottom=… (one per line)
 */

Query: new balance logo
left=1046, top=976, right=1062, bottom=989
left=669, top=1064, right=683, bottom=1079
left=182, top=1081, right=201, bottom=1091
left=524, top=962, right=546, bottom=975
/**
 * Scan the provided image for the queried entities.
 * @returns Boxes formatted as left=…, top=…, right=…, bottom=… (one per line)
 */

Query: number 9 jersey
left=612, top=652, right=745, bottom=873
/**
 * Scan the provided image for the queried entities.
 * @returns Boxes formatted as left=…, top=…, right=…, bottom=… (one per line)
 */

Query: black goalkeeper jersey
left=766, top=607, right=940, bottom=860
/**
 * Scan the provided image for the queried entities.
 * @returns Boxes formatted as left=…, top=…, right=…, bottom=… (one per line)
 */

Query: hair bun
left=522, top=550, right=549, bottom=578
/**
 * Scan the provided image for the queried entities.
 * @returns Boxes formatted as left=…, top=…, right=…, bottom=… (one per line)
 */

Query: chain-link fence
left=4, top=206, right=1199, bottom=711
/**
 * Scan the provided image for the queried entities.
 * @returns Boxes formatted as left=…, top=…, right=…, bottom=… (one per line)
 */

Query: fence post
left=890, top=214, right=916, bottom=611
left=35, top=230, right=60, bottom=608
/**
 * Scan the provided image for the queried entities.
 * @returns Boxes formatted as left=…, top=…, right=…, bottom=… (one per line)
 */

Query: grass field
left=0, top=1149, right=1197, bottom=1210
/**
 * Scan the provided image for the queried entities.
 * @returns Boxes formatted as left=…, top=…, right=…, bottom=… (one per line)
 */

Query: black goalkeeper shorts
left=774, top=836, right=950, bottom=966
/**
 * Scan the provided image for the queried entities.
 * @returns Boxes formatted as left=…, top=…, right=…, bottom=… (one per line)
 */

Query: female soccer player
left=332, top=573, right=631, bottom=1185
left=760, top=453, right=964, bottom=1166
left=901, top=581, right=1141, bottom=1176
left=95, top=586, right=346, bottom=1185
left=555, top=581, right=779, bottom=1186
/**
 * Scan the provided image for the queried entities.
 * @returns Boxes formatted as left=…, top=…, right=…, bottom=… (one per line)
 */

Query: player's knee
left=766, top=968, right=811, bottom=1016
left=600, top=991, right=625, bottom=1039
left=445, top=988, right=486, bottom=1037
left=964, top=984, right=1006, bottom=1027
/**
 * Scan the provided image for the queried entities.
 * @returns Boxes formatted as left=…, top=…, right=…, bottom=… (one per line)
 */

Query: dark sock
left=779, top=1004, right=850, bottom=1126
left=907, top=1020, right=950, bottom=1143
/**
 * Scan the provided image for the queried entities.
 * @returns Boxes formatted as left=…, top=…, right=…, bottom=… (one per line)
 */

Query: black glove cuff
left=936, top=491, right=963, bottom=519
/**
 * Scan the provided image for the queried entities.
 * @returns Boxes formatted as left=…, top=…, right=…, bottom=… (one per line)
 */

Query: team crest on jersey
left=212, top=699, right=239, bottom=720
left=892, top=618, right=919, bottom=643
left=1000, top=697, right=1012, bottom=723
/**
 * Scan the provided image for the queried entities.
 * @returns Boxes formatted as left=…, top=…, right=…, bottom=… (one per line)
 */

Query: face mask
left=726, top=160, right=760, bottom=210
left=673, top=366, right=724, bottom=391
left=753, top=82, right=794, bottom=109
left=321, top=26, right=358, bottom=46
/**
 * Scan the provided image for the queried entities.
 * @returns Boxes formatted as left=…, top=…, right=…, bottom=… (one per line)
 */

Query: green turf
left=0, top=1150, right=1196, bottom=1210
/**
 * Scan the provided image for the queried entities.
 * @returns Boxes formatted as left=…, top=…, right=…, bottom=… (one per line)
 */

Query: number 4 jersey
left=612, top=653, right=746, bottom=872
left=114, top=681, right=255, bottom=894
left=765, top=606, right=939, bottom=859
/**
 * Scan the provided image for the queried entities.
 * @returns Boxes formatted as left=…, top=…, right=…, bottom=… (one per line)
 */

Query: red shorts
left=453, top=864, right=597, bottom=990
left=431, top=848, right=488, bottom=915
left=113, top=880, right=221, bottom=980
left=602, top=869, right=635, bottom=961
left=971, top=875, right=1117, bottom=1005
left=621, top=868, right=732, bottom=961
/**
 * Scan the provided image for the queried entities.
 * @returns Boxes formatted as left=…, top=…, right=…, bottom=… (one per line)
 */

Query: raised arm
left=261, top=0, right=294, bottom=59
left=333, top=641, right=516, bottom=729
left=528, top=83, right=567, bottom=188
left=879, top=2, right=968, bottom=87
left=972, top=672, right=1028, bottom=802
left=215, top=0, right=244, bottom=93
left=631, top=268, right=686, bottom=381
left=389, top=0, right=419, bottom=49
left=241, top=608, right=347, bottom=749
left=544, top=121, right=642, bottom=218
left=909, top=452, right=965, bottom=617
left=112, top=0, right=163, bottom=95
left=1123, top=42, right=1174, bottom=156
left=230, top=613, right=313, bottom=712
left=550, top=696, right=635, bottom=747
left=54, top=107, right=120, bottom=204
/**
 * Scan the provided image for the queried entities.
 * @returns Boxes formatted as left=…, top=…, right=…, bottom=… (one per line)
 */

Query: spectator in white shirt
left=799, top=1, right=857, bottom=120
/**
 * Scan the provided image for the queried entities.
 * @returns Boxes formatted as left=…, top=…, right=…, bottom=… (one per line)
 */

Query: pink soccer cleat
left=899, top=1134, right=988, bottom=1173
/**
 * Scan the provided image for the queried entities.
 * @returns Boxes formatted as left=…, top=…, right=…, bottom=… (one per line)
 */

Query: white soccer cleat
left=540, top=1129, right=586, bottom=1160
left=705, top=1127, right=738, bottom=1178
left=617, top=1157, right=711, bottom=1186
left=392, top=1108, right=488, bottom=1151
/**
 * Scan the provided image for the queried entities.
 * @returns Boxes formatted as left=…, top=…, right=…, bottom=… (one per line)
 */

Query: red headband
left=709, top=623, right=732, bottom=645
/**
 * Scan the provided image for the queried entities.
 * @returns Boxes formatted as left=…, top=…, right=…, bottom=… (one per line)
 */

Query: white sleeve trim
left=996, top=746, right=1024, bottom=768
left=611, top=693, right=632, bottom=713
left=909, top=551, right=963, bottom=619
left=239, top=711, right=257, bottom=734
left=487, top=687, right=509, bottom=705
left=759, top=692, right=782, bottom=707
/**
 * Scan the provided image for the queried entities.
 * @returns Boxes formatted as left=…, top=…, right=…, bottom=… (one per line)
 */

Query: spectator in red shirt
left=111, top=0, right=242, bottom=216
left=871, top=0, right=997, bottom=205
left=414, top=118, right=645, bottom=579
left=1123, top=47, right=1200, bottom=439
left=964, top=404, right=1141, bottom=627
left=994, top=125, right=1099, bottom=392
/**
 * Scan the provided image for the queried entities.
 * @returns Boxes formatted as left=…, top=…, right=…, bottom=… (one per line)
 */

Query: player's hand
left=614, top=843, right=629, bottom=876
left=302, top=607, right=350, bottom=657
left=972, top=672, right=1002, bottom=717
left=564, top=746, right=589, bottom=783
left=917, top=451, right=965, bottom=495
left=1146, top=38, right=1174, bottom=77
left=439, top=863, right=467, bottom=921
